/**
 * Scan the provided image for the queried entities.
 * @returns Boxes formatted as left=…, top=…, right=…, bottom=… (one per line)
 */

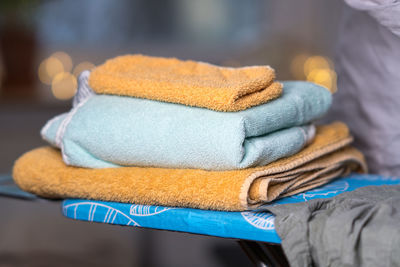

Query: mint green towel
left=41, top=72, right=331, bottom=170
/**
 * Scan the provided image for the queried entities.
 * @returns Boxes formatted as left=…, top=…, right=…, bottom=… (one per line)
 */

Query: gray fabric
left=266, top=185, right=400, bottom=267
left=344, top=0, right=400, bottom=36
left=325, top=1, right=400, bottom=176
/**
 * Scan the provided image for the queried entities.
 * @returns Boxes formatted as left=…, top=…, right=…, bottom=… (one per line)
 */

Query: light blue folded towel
left=41, top=71, right=331, bottom=170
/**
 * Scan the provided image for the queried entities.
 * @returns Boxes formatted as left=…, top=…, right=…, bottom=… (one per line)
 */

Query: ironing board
left=61, top=174, right=400, bottom=266
left=62, top=174, right=400, bottom=243
left=2, top=174, right=400, bottom=266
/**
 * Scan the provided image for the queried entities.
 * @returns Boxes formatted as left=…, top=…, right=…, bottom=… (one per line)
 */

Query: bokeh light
left=38, top=51, right=73, bottom=86
left=38, top=57, right=64, bottom=85
left=291, top=54, right=337, bottom=92
left=51, top=51, right=73, bottom=73
left=290, top=54, right=309, bottom=80
left=37, top=52, right=91, bottom=100
left=73, top=61, right=95, bottom=77
left=51, top=72, right=77, bottom=100
left=307, top=68, right=337, bottom=90
left=303, top=56, right=332, bottom=76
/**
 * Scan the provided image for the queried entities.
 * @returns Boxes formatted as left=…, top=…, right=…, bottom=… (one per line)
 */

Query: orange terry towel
left=88, top=54, right=283, bottom=111
left=13, top=122, right=367, bottom=211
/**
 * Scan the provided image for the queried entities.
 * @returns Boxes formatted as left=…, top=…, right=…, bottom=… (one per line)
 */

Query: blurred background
left=0, top=0, right=344, bottom=266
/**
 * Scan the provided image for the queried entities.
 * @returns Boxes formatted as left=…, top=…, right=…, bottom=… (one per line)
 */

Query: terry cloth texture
left=14, top=123, right=367, bottom=211
left=89, top=54, right=283, bottom=112
left=266, top=185, right=400, bottom=267
left=41, top=74, right=332, bottom=170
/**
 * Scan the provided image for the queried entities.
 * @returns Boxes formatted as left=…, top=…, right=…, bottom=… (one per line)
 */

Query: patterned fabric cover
left=62, top=174, right=400, bottom=244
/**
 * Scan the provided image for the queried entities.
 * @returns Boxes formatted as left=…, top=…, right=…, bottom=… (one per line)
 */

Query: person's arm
left=345, top=0, right=400, bottom=36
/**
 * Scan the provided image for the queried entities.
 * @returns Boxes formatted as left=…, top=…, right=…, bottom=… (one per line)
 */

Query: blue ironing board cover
left=62, top=174, right=400, bottom=244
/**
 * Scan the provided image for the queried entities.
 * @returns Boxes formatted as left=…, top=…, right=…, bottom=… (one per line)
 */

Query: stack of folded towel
left=13, top=55, right=367, bottom=211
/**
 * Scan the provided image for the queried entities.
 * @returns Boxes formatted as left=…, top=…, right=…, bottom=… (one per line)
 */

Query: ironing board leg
left=237, top=240, right=289, bottom=267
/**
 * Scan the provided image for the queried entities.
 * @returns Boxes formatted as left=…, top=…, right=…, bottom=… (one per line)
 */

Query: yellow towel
left=13, top=123, right=367, bottom=211
left=89, top=54, right=283, bottom=112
